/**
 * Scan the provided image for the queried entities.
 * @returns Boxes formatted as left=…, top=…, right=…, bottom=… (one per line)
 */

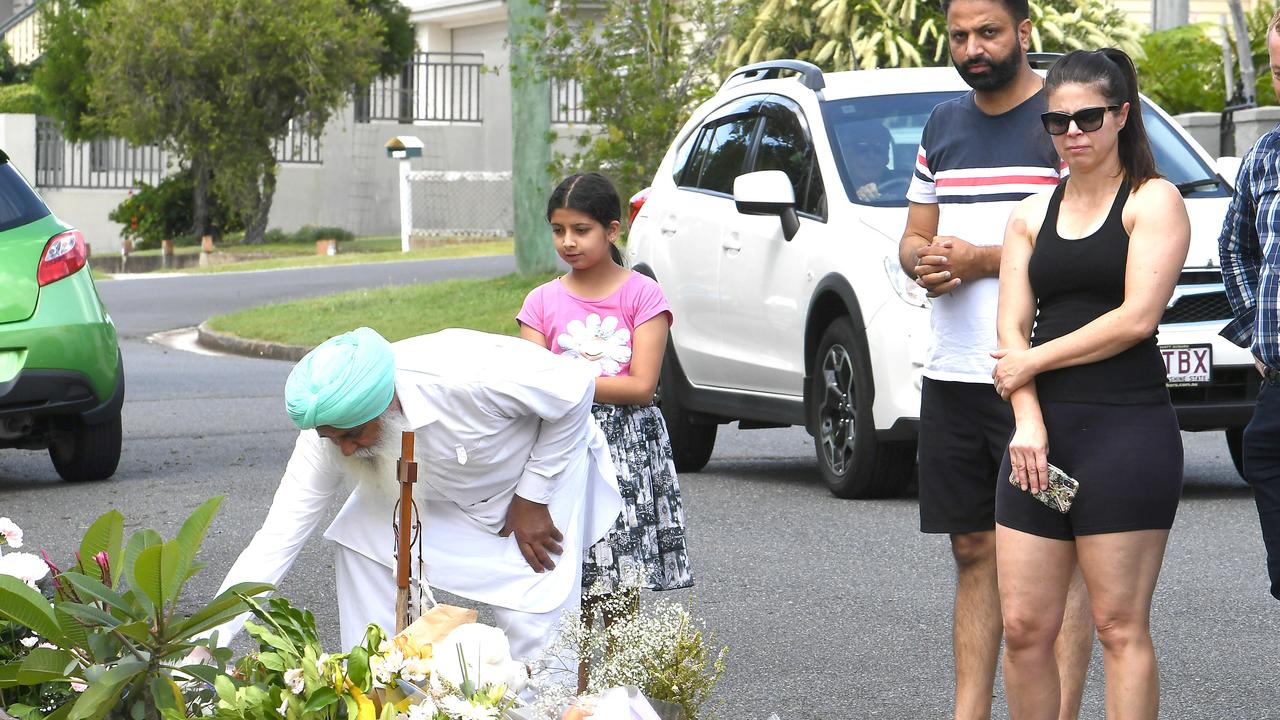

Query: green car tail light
left=37, top=230, right=87, bottom=287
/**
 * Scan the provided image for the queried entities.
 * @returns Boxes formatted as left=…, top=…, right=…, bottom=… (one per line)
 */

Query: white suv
left=627, top=59, right=1256, bottom=498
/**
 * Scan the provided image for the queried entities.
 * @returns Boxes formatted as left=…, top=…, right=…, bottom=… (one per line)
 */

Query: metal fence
left=273, top=118, right=323, bottom=164
left=35, top=116, right=322, bottom=189
left=35, top=117, right=171, bottom=189
left=356, top=52, right=485, bottom=124
left=551, top=76, right=591, bottom=125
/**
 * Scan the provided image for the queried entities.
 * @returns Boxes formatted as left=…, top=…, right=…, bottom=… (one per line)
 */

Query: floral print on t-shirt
left=555, top=313, right=633, bottom=377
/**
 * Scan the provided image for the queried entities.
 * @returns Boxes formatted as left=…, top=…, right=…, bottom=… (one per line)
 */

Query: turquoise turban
left=284, top=327, right=396, bottom=430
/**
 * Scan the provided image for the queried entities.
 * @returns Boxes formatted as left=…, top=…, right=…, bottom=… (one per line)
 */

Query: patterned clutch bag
left=1009, top=462, right=1079, bottom=513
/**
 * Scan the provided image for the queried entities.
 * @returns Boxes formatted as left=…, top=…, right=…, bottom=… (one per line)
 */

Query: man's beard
left=338, top=407, right=413, bottom=503
left=953, top=43, right=1022, bottom=91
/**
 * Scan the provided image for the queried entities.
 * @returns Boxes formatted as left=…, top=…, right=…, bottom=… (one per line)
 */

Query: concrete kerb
left=196, top=321, right=311, bottom=362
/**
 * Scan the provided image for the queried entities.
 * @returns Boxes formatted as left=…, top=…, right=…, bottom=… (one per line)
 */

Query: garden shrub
left=1136, top=24, right=1226, bottom=115
left=109, top=168, right=243, bottom=250
left=0, top=83, right=44, bottom=114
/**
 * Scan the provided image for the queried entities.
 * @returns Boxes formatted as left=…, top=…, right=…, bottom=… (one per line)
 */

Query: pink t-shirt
left=517, top=272, right=673, bottom=377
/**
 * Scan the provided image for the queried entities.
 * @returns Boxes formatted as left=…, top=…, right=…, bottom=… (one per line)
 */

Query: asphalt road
left=0, top=257, right=1274, bottom=719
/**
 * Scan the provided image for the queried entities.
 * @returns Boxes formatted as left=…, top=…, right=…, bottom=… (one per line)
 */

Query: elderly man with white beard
left=204, top=326, right=623, bottom=668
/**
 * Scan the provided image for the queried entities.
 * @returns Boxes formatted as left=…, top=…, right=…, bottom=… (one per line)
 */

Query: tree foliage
left=1135, top=24, right=1225, bottom=114
left=517, top=0, right=737, bottom=199
left=350, top=0, right=418, bottom=77
left=31, top=0, right=108, bottom=142
left=86, top=0, right=382, bottom=243
left=1246, top=0, right=1279, bottom=106
left=723, top=0, right=1143, bottom=72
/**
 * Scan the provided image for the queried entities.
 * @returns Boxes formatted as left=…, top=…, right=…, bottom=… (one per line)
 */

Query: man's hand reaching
left=500, top=495, right=564, bottom=573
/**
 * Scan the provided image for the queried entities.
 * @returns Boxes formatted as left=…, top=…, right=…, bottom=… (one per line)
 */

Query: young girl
left=516, top=172, right=693, bottom=632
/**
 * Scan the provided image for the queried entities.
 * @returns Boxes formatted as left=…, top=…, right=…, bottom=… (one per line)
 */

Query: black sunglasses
left=1040, top=105, right=1120, bottom=135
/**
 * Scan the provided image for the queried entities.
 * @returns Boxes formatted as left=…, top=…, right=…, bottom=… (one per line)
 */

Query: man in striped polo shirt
left=897, top=1, right=1093, bottom=718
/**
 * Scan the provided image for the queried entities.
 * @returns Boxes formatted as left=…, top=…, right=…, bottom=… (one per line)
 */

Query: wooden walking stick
left=395, top=430, right=418, bottom=634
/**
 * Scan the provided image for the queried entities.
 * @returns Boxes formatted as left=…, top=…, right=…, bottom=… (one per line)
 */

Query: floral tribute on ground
left=0, top=500, right=727, bottom=720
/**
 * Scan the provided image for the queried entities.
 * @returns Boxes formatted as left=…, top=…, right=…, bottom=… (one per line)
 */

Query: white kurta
left=210, top=329, right=623, bottom=645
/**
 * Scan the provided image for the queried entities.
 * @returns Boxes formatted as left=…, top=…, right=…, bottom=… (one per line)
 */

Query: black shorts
left=918, top=377, right=1013, bottom=534
left=996, top=401, right=1183, bottom=541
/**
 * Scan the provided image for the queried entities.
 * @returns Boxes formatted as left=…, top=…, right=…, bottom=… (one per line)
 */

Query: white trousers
left=334, top=545, right=580, bottom=668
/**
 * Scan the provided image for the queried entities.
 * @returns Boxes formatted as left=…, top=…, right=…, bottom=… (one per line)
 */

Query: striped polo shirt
left=907, top=87, right=1063, bottom=383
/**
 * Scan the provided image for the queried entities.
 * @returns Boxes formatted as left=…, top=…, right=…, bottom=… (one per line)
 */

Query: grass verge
left=189, top=239, right=513, bottom=274
left=206, top=271, right=559, bottom=348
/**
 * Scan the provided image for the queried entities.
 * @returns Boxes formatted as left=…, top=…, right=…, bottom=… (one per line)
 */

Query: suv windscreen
left=821, top=92, right=1229, bottom=207
left=0, top=162, right=50, bottom=233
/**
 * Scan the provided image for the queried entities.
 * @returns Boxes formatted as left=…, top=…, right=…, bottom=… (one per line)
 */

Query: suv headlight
left=882, top=255, right=930, bottom=308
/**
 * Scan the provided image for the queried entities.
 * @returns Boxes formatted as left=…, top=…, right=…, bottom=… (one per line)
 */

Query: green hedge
left=0, top=83, right=45, bottom=115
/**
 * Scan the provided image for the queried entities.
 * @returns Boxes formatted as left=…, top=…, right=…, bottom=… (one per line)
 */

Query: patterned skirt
left=582, top=403, right=694, bottom=595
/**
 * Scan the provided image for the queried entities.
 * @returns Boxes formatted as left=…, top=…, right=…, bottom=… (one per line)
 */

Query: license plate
left=1161, top=344, right=1211, bottom=386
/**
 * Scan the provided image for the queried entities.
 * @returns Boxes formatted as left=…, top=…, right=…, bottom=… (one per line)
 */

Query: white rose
left=283, top=668, right=305, bottom=695
left=431, top=624, right=516, bottom=691
left=0, top=552, right=49, bottom=588
left=406, top=699, right=437, bottom=720
left=0, top=517, right=23, bottom=548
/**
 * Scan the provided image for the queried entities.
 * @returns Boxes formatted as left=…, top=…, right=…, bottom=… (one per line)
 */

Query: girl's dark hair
left=547, top=172, right=623, bottom=265
left=1045, top=48, right=1159, bottom=188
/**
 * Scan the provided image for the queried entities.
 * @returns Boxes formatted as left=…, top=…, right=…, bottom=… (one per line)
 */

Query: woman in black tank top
left=988, top=50, right=1190, bottom=719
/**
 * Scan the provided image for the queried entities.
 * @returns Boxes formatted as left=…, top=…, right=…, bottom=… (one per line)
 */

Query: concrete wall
left=1174, top=112, right=1223, bottom=158
left=1232, top=106, right=1280, bottom=157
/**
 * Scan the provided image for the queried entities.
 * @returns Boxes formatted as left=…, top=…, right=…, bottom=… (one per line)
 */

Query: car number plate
left=1161, top=344, right=1211, bottom=386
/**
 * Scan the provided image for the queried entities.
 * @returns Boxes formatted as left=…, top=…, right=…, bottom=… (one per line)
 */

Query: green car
left=0, top=150, right=123, bottom=481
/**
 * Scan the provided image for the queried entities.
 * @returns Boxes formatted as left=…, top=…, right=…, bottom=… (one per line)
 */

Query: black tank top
left=1027, top=178, right=1169, bottom=404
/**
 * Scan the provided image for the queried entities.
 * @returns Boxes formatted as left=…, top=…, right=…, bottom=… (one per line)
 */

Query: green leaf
left=77, top=510, right=124, bottom=587
left=213, top=674, right=237, bottom=703
left=346, top=646, right=369, bottom=690
left=56, top=601, right=123, bottom=629
left=302, top=687, right=339, bottom=713
left=175, top=497, right=221, bottom=566
left=257, top=652, right=286, bottom=671
left=150, top=674, right=185, bottom=712
left=169, top=581, right=272, bottom=638
left=113, top=619, right=153, bottom=645
left=0, top=660, right=22, bottom=687
left=0, top=575, right=65, bottom=644
left=179, top=663, right=221, bottom=687
left=17, top=647, right=75, bottom=684
left=130, top=543, right=165, bottom=611
left=159, top=539, right=185, bottom=607
left=55, top=606, right=91, bottom=654
left=121, top=529, right=162, bottom=614
left=67, top=660, right=146, bottom=720
left=60, top=572, right=143, bottom=620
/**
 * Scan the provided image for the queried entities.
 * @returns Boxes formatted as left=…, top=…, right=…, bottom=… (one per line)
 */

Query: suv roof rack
left=1027, top=52, right=1062, bottom=70
left=722, top=59, right=825, bottom=92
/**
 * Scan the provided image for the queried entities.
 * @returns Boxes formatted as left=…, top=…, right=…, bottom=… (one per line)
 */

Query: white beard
left=336, top=407, right=414, bottom=505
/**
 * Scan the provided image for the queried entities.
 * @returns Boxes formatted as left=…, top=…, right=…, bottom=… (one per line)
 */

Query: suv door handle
left=659, top=215, right=678, bottom=236
left=722, top=235, right=742, bottom=252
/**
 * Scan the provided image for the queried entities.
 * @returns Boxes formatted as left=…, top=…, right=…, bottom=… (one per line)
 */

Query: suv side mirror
left=734, top=170, right=800, bottom=241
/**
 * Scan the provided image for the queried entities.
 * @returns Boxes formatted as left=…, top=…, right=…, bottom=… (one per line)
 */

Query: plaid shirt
left=1219, top=126, right=1280, bottom=370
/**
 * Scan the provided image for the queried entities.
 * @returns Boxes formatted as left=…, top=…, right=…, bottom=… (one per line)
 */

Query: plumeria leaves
left=68, top=659, right=147, bottom=720
left=0, top=574, right=66, bottom=645
left=169, top=581, right=272, bottom=639
left=15, top=647, right=76, bottom=685
left=59, top=571, right=144, bottom=622
left=76, top=510, right=123, bottom=587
